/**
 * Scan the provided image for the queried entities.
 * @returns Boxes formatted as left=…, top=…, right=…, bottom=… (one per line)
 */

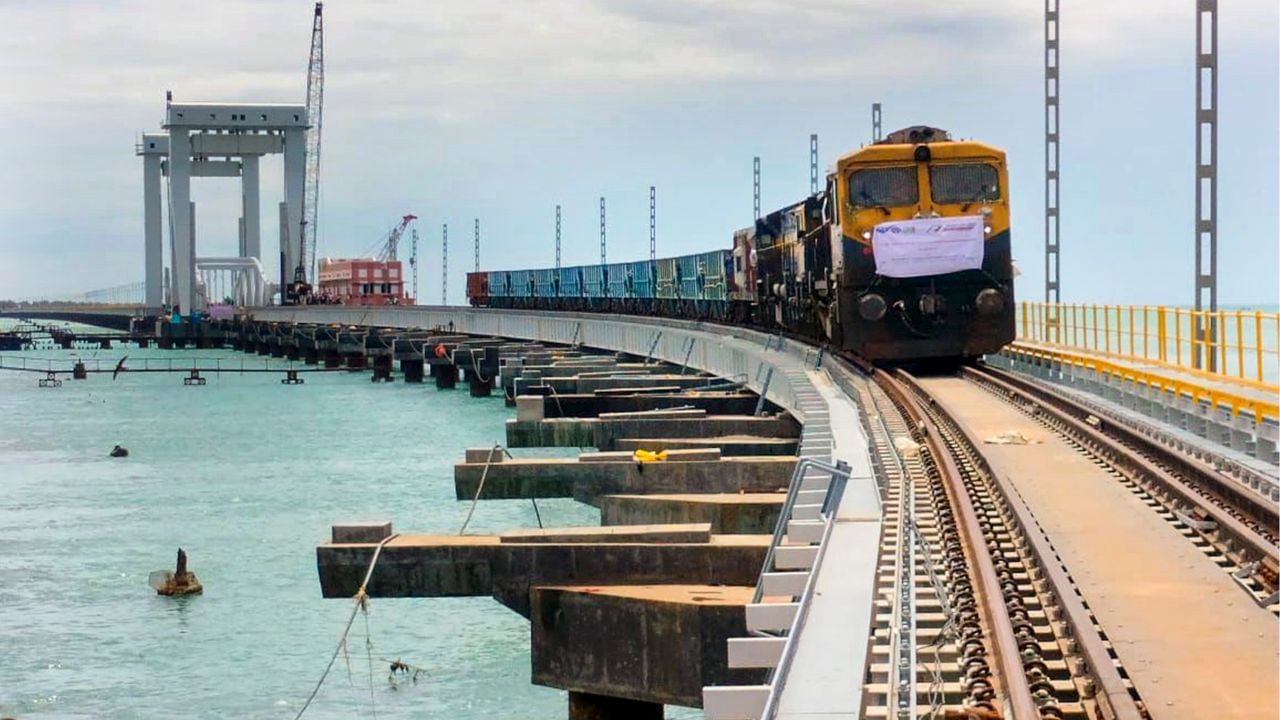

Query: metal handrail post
left=750, top=457, right=857, bottom=605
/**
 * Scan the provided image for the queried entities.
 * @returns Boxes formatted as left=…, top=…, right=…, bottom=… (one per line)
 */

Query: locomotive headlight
left=858, top=293, right=887, bottom=322
left=979, top=206, right=993, bottom=217
left=862, top=231, right=871, bottom=240
left=975, top=288, right=1004, bottom=315
left=984, top=225, right=992, bottom=235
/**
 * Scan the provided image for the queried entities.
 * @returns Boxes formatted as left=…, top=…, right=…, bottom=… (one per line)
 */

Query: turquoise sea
left=0, top=331, right=602, bottom=719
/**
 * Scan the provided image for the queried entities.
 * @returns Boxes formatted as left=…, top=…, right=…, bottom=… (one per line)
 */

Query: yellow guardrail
left=1018, top=302, right=1280, bottom=390
left=1002, top=343, right=1279, bottom=425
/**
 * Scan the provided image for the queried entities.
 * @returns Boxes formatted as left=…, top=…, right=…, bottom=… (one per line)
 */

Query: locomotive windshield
left=929, top=163, right=1001, bottom=204
left=848, top=166, right=918, bottom=208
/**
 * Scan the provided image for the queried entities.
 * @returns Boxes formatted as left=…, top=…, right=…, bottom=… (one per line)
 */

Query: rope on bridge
left=458, top=443, right=542, bottom=535
left=293, top=532, right=400, bottom=720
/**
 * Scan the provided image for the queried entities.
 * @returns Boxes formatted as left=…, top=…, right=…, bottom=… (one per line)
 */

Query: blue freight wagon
left=532, top=268, right=557, bottom=299
left=699, top=249, right=733, bottom=302
left=558, top=266, right=583, bottom=303
left=698, top=249, right=734, bottom=319
left=581, top=265, right=608, bottom=309
left=507, top=269, right=534, bottom=307
left=625, top=260, right=655, bottom=300
left=606, top=261, right=630, bottom=301
left=487, top=270, right=510, bottom=299
left=676, top=254, right=701, bottom=301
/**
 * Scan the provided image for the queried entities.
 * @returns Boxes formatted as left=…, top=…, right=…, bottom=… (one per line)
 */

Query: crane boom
left=379, top=214, right=419, bottom=262
left=300, top=2, right=324, bottom=285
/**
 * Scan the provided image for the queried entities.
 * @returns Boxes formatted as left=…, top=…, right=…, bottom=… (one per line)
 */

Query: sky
left=0, top=0, right=1276, bottom=305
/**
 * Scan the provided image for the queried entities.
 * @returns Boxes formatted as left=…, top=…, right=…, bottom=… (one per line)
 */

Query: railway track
left=827, top=357, right=1138, bottom=719
left=962, top=365, right=1279, bottom=603
left=825, top=351, right=1279, bottom=718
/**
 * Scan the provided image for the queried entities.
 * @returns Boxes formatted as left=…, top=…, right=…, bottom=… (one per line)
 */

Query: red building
left=316, top=258, right=412, bottom=306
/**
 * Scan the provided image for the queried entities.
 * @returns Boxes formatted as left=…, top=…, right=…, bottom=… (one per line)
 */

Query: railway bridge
left=233, top=304, right=1275, bottom=720
left=2, top=303, right=1276, bottom=718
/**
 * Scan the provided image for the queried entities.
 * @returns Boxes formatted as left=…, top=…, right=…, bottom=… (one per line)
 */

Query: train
left=467, top=126, right=1015, bottom=362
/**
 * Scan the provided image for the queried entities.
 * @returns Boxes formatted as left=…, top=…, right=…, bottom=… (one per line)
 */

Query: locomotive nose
left=975, top=288, right=1005, bottom=315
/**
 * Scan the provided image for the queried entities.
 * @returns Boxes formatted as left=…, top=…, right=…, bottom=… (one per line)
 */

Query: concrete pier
left=599, top=493, right=785, bottom=534
left=435, top=363, right=458, bottom=389
left=401, top=357, right=425, bottom=383
left=454, top=453, right=795, bottom=504
left=534, top=585, right=766, bottom=711
left=316, top=530, right=770, bottom=617
left=256, top=307, right=857, bottom=719
left=507, top=413, right=800, bottom=450
left=537, top=391, right=760, bottom=418
left=613, top=435, right=799, bottom=456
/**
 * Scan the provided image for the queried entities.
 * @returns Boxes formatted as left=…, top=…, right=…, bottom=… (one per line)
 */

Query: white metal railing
left=752, top=457, right=872, bottom=719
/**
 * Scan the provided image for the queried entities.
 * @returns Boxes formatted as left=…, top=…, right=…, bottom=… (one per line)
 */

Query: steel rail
left=967, top=365, right=1279, bottom=593
left=975, top=364, right=1277, bottom=527
left=896, top=370, right=1148, bottom=720
left=873, top=367, right=1040, bottom=719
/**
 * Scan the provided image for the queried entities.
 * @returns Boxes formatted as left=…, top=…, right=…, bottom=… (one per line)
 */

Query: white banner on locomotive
left=870, top=215, right=986, bottom=279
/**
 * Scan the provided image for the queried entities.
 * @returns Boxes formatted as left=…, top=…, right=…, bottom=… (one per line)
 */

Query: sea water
left=0, top=336, right=603, bottom=719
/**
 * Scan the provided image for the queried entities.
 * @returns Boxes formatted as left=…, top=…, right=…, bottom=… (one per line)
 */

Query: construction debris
left=983, top=430, right=1040, bottom=445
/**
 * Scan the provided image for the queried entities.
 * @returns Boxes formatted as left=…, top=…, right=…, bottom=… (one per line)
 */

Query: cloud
left=0, top=0, right=1274, bottom=301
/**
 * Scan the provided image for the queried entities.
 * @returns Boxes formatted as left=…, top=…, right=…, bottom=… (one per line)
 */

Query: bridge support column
left=304, top=347, right=319, bottom=365
left=241, top=154, right=261, bottom=261
left=168, top=128, right=194, bottom=314
left=402, top=358, right=425, bottom=383
left=371, top=355, right=394, bottom=382
left=142, top=152, right=164, bottom=307
left=567, top=692, right=661, bottom=720
left=469, top=373, right=492, bottom=397
left=282, top=128, right=306, bottom=278
left=323, top=350, right=341, bottom=368
left=435, top=364, right=458, bottom=389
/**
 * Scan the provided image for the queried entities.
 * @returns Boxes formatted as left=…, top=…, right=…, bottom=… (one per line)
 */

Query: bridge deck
left=921, top=376, right=1278, bottom=719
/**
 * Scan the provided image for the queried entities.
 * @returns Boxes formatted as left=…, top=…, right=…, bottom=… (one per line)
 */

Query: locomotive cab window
left=848, top=167, right=919, bottom=208
left=929, top=163, right=1000, bottom=204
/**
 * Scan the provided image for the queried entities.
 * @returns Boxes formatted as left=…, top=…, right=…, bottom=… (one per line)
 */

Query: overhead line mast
left=1045, top=0, right=1062, bottom=310
left=300, top=2, right=324, bottom=289
left=410, top=226, right=419, bottom=301
left=1194, top=0, right=1219, bottom=370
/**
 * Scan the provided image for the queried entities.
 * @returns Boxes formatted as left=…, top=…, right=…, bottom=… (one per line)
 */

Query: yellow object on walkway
left=632, top=449, right=669, bottom=463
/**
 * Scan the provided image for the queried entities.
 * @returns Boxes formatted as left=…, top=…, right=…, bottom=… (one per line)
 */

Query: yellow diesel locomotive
left=737, top=126, right=1015, bottom=361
